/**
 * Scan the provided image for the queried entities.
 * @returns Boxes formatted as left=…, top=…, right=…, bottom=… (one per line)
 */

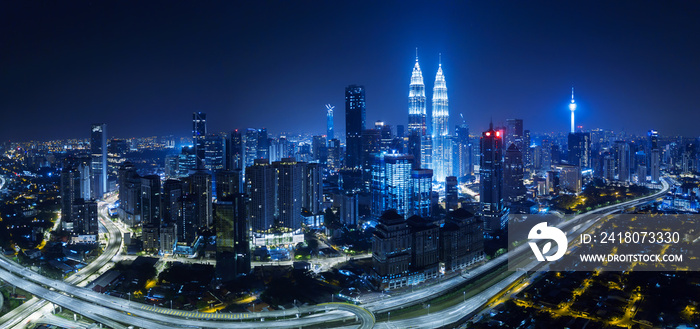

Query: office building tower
left=614, top=141, right=630, bottom=182
left=90, top=123, right=107, bottom=199
left=192, top=112, right=207, bottom=169
left=118, top=162, right=141, bottom=226
left=71, top=199, right=98, bottom=236
left=432, top=60, right=451, bottom=182
left=345, top=85, right=366, bottom=168
left=555, top=164, right=582, bottom=193
left=407, top=216, right=440, bottom=280
left=327, top=138, right=341, bottom=171
left=179, top=195, right=198, bottom=244
left=340, top=192, right=359, bottom=227
left=60, top=166, right=81, bottom=225
left=568, top=132, right=591, bottom=168
left=246, top=159, right=276, bottom=232
left=383, top=154, right=414, bottom=218
left=257, top=128, right=269, bottom=160
left=479, top=124, right=506, bottom=232
left=504, top=144, right=526, bottom=203
left=229, top=130, right=243, bottom=170
left=540, top=139, right=552, bottom=170
left=372, top=210, right=412, bottom=290
left=375, top=121, right=393, bottom=153
left=411, top=169, right=433, bottom=218
left=504, top=119, right=524, bottom=156
left=140, top=175, right=161, bottom=226
left=159, top=222, right=177, bottom=254
left=523, top=130, right=532, bottom=169
left=215, top=195, right=251, bottom=282
left=439, top=208, right=484, bottom=272
left=326, top=104, right=334, bottom=140
left=445, top=176, right=458, bottom=210
left=453, top=124, right=471, bottom=181
left=216, top=170, right=243, bottom=200
left=162, top=179, right=183, bottom=224
left=204, top=134, right=226, bottom=172
left=177, top=146, right=197, bottom=177
left=312, top=135, right=328, bottom=163
left=274, top=157, right=304, bottom=230
left=142, top=224, right=159, bottom=253
left=244, top=128, right=259, bottom=168
left=188, top=170, right=213, bottom=228
left=303, top=162, right=323, bottom=214
left=647, top=130, right=661, bottom=182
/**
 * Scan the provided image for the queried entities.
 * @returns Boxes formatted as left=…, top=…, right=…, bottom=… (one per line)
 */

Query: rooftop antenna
left=415, top=47, right=418, bottom=61
left=439, top=53, right=442, bottom=67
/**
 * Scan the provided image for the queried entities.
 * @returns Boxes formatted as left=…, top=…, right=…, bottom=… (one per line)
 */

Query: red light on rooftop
left=496, top=131, right=501, bottom=137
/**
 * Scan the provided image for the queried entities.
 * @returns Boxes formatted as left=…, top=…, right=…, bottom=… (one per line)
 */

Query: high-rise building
left=411, top=169, right=433, bottom=218
left=188, top=170, right=213, bottom=228
left=439, top=209, right=484, bottom=272
left=302, top=163, right=323, bottom=215
left=204, top=134, right=226, bottom=172
left=159, top=222, right=177, bottom=254
left=177, top=146, right=197, bottom=177
left=312, top=135, right=327, bottom=163
left=228, top=130, right=243, bottom=170
left=408, top=54, right=427, bottom=136
left=523, top=130, right=532, bottom=169
left=142, top=224, right=159, bottom=253
left=140, top=175, right=161, bottom=226
left=257, top=128, right=269, bottom=160
left=504, top=119, right=524, bottom=156
left=407, top=215, right=440, bottom=281
left=453, top=124, right=471, bottom=181
left=345, top=85, right=366, bottom=169
left=326, top=104, right=334, bottom=140
left=192, top=112, right=207, bottom=169
left=179, top=195, right=198, bottom=244
left=504, top=144, right=526, bottom=203
left=372, top=210, right=412, bottom=290
left=614, top=141, right=630, bottom=182
left=118, top=162, right=141, bottom=227
left=246, top=159, right=276, bottom=232
left=568, top=132, right=591, bottom=168
left=445, top=176, right=458, bottom=210
left=60, top=166, right=81, bottom=226
left=162, top=179, right=183, bottom=224
left=90, top=123, right=107, bottom=199
left=244, top=128, right=258, bottom=168
left=274, top=157, right=303, bottom=230
left=71, top=199, right=98, bottom=236
left=648, top=130, right=661, bottom=182
left=215, top=195, right=251, bottom=282
left=431, top=61, right=451, bottom=182
left=216, top=170, right=243, bottom=200
left=555, top=164, right=582, bottom=193
left=340, top=192, right=358, bottom=227
left=383, top=154, right=414, bottom=218
left=327, top=138, right=341, bottom=171
left=479, top=124, right=507, bottom=233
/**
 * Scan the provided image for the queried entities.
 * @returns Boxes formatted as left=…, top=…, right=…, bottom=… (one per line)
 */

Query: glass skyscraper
left=345, top=85, right=366, bottom=169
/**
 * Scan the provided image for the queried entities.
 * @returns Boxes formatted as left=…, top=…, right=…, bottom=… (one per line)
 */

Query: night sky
left=1, top=1, right=699, bottom=142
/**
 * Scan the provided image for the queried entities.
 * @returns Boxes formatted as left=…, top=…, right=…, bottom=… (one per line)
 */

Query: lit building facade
left=431, top=62, right=451, bottom=182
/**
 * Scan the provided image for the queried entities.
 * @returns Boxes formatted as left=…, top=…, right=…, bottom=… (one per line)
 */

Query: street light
left=388, top=311, right=390, bottom=322
left=463, top=291, right=466, bottom=302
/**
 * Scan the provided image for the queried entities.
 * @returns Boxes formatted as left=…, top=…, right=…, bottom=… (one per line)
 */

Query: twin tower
left=408, top=51, right=451, bottom=183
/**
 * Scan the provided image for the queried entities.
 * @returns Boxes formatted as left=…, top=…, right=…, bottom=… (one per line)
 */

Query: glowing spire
left=408, top=49, right=426, bottom=135
left=569, top=86, right=577, bottom=133
left=432, top=54, right=450, bottom=182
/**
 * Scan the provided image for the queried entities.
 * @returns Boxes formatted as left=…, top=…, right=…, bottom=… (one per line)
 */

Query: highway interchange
left=0, top=178, right=670, bottom=328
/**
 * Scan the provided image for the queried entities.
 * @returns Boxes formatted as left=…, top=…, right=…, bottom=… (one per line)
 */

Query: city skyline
left=2, top=2, right=700, bottom=141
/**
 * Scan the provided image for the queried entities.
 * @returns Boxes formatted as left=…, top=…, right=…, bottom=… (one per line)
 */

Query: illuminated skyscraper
left=408, top=53, right=426, bottom=135
left=411, top=169, right=433, bottom=218
left=245, top=159, right=275, bottom=232
left=647, top=130, right=661, bottom=182
left=569, top=87, right=576, bottom=133
left=274, top=157, right=303, bottom=230
left=228, top=130, right=243, bottom=170
left=431, top=58, right=451, bottom=182
left=408, top=52, right=431, bottom=170
left=192, top=112, right=207, bottom=168
left=568, top=132, right=591, bottom=168
left=345, top=85, right=366, bottom=168
left=479, top=123, right=507, bottom=233
left=504, top=119, right=523, bottom=153
left=326, top=104, right=334, bottom=140
left=90, top=123, right=107, bottom=198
